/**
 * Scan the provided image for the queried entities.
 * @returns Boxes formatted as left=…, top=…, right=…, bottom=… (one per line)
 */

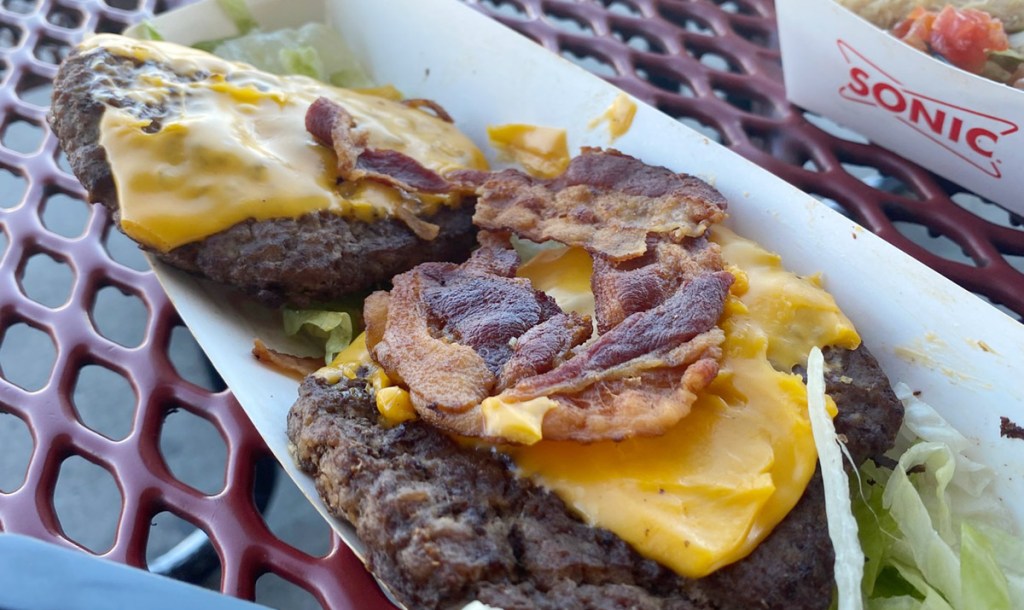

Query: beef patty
left=287, top=344, right=903, bottom=610
left=48, top=43, right=477, bottom=307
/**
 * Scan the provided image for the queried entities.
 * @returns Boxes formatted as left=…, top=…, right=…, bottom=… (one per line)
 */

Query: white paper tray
left=778, top=0, right=1024, bottom=214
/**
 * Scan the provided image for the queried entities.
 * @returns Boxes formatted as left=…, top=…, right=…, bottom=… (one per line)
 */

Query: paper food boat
left=123, top=0, right=1024, bottom=605
left=777, top=0, right=1024, bottom=215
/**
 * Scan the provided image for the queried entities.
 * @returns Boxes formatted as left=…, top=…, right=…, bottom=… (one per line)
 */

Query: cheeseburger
left=50, top=35, right=906, bottom=610
left=287, top=148, right=904, bottom=608
left=48, top=34, right=486, bottom=307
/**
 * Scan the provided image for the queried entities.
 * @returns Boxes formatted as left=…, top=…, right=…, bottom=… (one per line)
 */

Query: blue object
left=0, top=534, right=265, bottom=610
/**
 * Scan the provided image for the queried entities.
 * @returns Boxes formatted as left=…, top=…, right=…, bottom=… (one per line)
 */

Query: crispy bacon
left=370, top=257, right=731, bottom=441
left=401, top=98, right=454, bottom=123
left=459, top=148, right=727, bottom=262
left=497, top=312, right=593, bottom=391
left=367, top=149, right=734, bottom=442
left=489, top=270, right=732, bottom=442
left=370, top=235, right=593, bottom=420
left=356, top=148, right=453, bottom=194
left=363, top=290, right=391, bottom=358
left=420, top=267, right=560, bottom=377
left=306, top=96, right=364, bottom=176
left=306, top=96, right=454, bottom=194
left=505, top=271, right=733, bottom=401
left=252, top=339, right=321, bottom=380
left=393, top=205, right=441, bottom=241
left=537, top=331, right=724, bottom=441
left=371, top=263, right=495, bottom=414
left=591, top=237, right=723, bottom=334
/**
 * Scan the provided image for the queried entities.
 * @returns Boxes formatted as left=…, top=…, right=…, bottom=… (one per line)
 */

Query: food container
left=125, top=0, right=1024, bottom=604
left=776, top=0, right=1024, bottom=215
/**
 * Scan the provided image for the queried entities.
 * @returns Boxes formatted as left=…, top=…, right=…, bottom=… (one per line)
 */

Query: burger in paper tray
left=44, top=0, right=1024, bottom=608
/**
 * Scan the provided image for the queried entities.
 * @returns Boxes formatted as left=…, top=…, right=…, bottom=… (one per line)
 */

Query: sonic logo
left=836, top=40, right=1018, bottom=178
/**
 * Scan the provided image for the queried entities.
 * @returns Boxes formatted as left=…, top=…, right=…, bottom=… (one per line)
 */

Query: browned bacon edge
left=507, top=271, right=733, bottom=400
left=456, top=148, right=728, bottom=263
left=305, top=96, right=455, bottom=194
left=359, top=145, right=736, bottom=441
left=368, top=235, right=594, bottom=422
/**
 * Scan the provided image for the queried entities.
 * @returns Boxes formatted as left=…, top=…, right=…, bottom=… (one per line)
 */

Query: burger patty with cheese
left=48, top=36, right=906, bottom=609
left=48, top=35, right=487, bottom=307
left=288, top=149, right=905, bottom=609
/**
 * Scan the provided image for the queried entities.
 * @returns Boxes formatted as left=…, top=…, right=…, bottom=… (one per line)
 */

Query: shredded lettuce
left=808, top=347, right=864, bottom=610
left=189, top=0, right=259, bottom=52
left=983, top=48, right=1024, bottom=85
left=137, top=21, right=164, bottom=41
left=217, top=0, right=258, bottom=35
left=853, top=384, right=1024, bottom=609
left=278, top=46, right=323, bottom=80
left=282, top=309, right=353, bottom=364
left=201, top=23, right=373, bottom=87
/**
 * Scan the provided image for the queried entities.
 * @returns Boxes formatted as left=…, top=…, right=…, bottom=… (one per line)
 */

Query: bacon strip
left=401, top=98, right=454, bottom=123
left=252, top=339, right=321, bottom=380
left=371, top=263, right=495, bottom=414
left=419, top=267, right=561, bottom=377
left=505, top=271, right=733, bottom=401
left=371, top=235, right=592, bottom=419
left=306, top=96, right=364, bottom=176
left=459, top=148, right=728, bottom=262
left=497, top=312, right=593, bottom=391
left=591, top=237, right=723, bottom=334
left=306, top=96, right=454, bottom=194
left=536, top=331, right=724, bottom=441
left=365, top=150, right=735, bottom=442
left=356, top=148, right=453, bottom=193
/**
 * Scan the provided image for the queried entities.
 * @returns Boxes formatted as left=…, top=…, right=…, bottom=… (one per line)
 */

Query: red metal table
left=0, top=0, right=1021, bottom=608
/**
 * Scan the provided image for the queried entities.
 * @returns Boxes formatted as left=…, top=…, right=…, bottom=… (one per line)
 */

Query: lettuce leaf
left=137, top=21, right=164, bottom=41
left=217, top=0, right=258, bottom=35
left=961, top=523, right=1010, bottom=610
left=853, top=384, right=1024, bottom=609
left=282, top=309, right=353, bottom=364
left=807, top=347, right=864, bottom=610
left=279, top=46, right=323, bottom=80
left=201, top=23, right=373, bottom=87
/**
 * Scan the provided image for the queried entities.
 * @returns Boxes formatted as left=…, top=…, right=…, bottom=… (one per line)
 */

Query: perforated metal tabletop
left=0, top=1, right=1021, bottom=609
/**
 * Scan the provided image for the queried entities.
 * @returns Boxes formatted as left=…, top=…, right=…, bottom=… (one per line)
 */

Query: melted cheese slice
left=487, top=124, right=569, bottom=179
left=322, top=226, right=860, bottom=580
left=504, top=226, right=860, bottom=578
left=84, top=34, right=487, bottom=251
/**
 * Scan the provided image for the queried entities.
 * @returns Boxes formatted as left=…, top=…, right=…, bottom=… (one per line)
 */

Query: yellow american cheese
left=376, top=386, right=416, bottom=425
left=322, top=226, right=859, bottom=581
left=503, top=226, right=859, bottom=578
left=84, top=34, right=486, bottom=252
left=588, top=93, right=638, bottom=142
left=486, top=124, right=570, bottom=179
left=481, top=395, right=559, bottom=444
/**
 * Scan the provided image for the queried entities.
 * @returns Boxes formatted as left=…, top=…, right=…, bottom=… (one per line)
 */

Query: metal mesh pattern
left=0, top=0, right=1021, bottom=609
left=471, top=0, right=1024, bottom=319
left=0, top=0, right=388, bottom=607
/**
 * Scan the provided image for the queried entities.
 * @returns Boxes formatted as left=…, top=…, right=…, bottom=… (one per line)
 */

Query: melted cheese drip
left=481, top=396, right=559, bottom=444
left=486, top=124, right=569, bottom=179
left=588, top=93, right=637, bottom=142
left=323, top=227, right=860, bottom=579
left=85, top=34, right=487, bottom=251
left=376, top=386, right=416, bottom=425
